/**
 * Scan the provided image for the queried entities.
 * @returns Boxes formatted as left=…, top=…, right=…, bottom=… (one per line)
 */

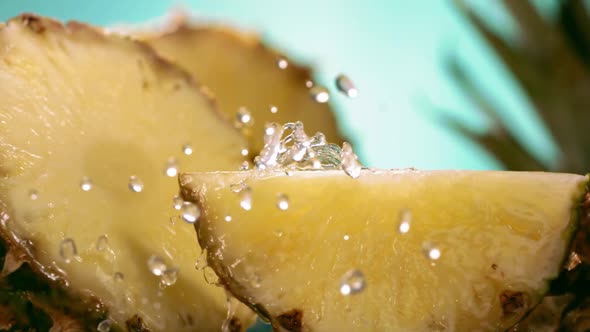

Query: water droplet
left=277, top=56, right=289, bottom=69
left=195, top=249, right=208, bottom=270
left=224, top=215, right=232, bottom=222
left=249, top=273, right=262, bottom=288
left=274, top=230, right=283, bottom=237
left=423, top=243, right=441, bottom=261
left=269, top=105, right=278, bottom=114
left=240, top=148, right=249, bottom=157
left=148, top=255, right=167, bottom=276
left=203, top=266, right=219, bottom=284
left=339, top=269, right=366, bottom=296
left=113, top=272, right=124, bottom=281
left=235, top=107, right=253, bottom=127
left=230, top=182, right=246, bottom=193
left=343, top=234, right=350, bottom=241
left=182, top=143, right=193, bottom=155
left=96, top=235, right=109, bottom=251
left=265, top=124, right=276, bottom=136
left=28, top=189, right=39, bottom=200
left=181, top=201, right=200, bottom=223
left=160, top=267, right=179, bottom=287
left=172, top=195, right=183, bottom=210
left=97, top=319, right=112, bottom=332
left=128, top=176, right=144, bottom=193
left=341, top=142, right=362, bottom=178
left=335, top=74, right=358, bottom=98
left=164, top=158, right=179, bottom=177
left=80, top=177, right=93, bottom=191
left=310, top=86, right=330, bottom=103
left=60, top=238, right=77, bottom=263
left=239, top=161, right=250, bottom=170
left=398, top=209, right=411, bottom=234
left=276, top=193, right=289, bottom=211
left=305, top=80, right=314, bottom=88
left=239, top=187, right=252, bottom=211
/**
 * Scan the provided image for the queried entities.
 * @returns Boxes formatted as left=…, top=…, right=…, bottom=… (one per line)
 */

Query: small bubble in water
left=340, top=269, right=366, bottom=296
left=335, top=74, right=358, bottom=98
left=277, top=56, right=289, bottom=69
left=113, top=272, right=124, bottom=282
left=182, top=143, right=193, bottom=155
left=343, top=234, right=350, bottom=241
left=80, top=176, right=93, bottom=191
left=160, top=267, right=179, bottom=287
left=276, top=193, right=289, bottom=211
left=341, top=142, right=362, bottom=179
left=128, top=176, right=144, bottom=193
left=240, top=161, right=250, bottom=170
left=398, top=209, right=411, bottom=234
left=203, top=266, right=219, bottom=284
left=148, top=255, right=167, bottom=276
left=240, top=148, right=249, bottom=157
left=239, top=187, right=252, bottom=211
left=28, top=189, right=39, bottom=200
left=423, top=242, right=441, bottom=261
left=96, top=235, right=109, bottom=251
left=97, top=319, right=112, bottom=332
left=305, top=80, right=314, bottom=88
left=60, top=238, right=77, bottom=263
left=224, top=215, right=232, bottom=222
left=310, top=86, right=330, bottom=103
left=269, top=105, right=278, bottom=114
left=164, top=158, right=179, bottom=177
left=235, top=107, right=253, bottom=127
left=181, top=202, right=200, bottom=223
left=172, top=195, right=183, bottom=210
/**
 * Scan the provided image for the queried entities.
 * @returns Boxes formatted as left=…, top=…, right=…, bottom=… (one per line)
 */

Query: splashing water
left=335, top=74, right=358, bottom=98
left=339, top=269, right=366, bottom=295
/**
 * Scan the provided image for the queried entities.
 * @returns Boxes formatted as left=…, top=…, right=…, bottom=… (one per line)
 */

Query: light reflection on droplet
left=235, top=107, right=253, bottom=127
left=305, top=80, right=314, bottom=88
left=240, top=161, right=250, bottom=170
left=148, top=255, right=167, bottom=276
left=60, top=238, right=77, bottom=263
left=96, top=235, right=109, bottom=251
left=343, top=234, right=350, bottom=241
left=277, top=56, right=289, bottom=69
left=335, top=74, right=358, bottom=98
left=339, top=269, right=366, bottom=296
left=423, top=242, right=441, bottom=261
left=341, top=142, right=362, bottom=179
left=182, top=143, right=193, bottom=155
left=224, top=215, right=232, bottom=222
left=398, top=208, right=411, bottom=234
left=97, top=319, right=112, bottom=332
left=239, top=187, right=252, bottom=211
left=164, top=158, right=179, bottom=177
left=181, top=201, right=200, bottom=223
left=128, top=176, right=144, bottom=193
left=269, top=105, right=278, bottom=114
left=310, top=86, right=330, bottom=103
left=173, top=195, right=183, bottom=210
left=29, top=189, right=39, bottom=200
left=276, top=193, right=289, bottom=211
left=80, top=177, right=93, bottom=191
left=160, top=267, right=179, bottom=287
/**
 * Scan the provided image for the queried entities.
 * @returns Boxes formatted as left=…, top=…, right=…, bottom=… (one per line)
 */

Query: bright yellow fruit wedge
left=0, top=14, right=251, bottom=331
left=146, top=24, right=346, bottom=153
left=180, top=169, right=589, bottom=331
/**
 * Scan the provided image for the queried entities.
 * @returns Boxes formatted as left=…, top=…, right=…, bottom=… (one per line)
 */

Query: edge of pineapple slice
left=0, top=14, right=251, bottom=331
left=143, top=19, right=348, bottom=155
left=180, top=169, right=590, bottom=331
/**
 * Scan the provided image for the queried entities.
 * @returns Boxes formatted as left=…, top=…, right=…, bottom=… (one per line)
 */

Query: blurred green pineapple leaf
left=444, top=0, right=590, bottom=173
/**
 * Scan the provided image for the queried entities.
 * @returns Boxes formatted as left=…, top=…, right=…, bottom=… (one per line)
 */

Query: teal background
left=0, top=0, right=559, bottom=170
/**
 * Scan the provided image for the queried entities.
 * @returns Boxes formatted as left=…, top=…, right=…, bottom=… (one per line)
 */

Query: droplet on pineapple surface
left=310, top=85, right=330, bottom=103
left=28, top=189, right=38, bottom=200
left=276, top=193, right=289, bottom=211
left=277, top=56, right=289, bottom=69
left=195, top=249, right=208, bottom=271
left=341, top=142, right=362, bottom=178
left=182, top=143, right=193, bottom=155
left=423, top=242, right=441, bottom=261
left=148, top=255, right=167, bottom=276
left=203, top=266, right=220, bottom=284
left=235, top=107, right=253, bottom=127
left=96, top=235, right=109, bottom=251
left=181, top=201, right=200, bottom=223
left=224, top=215, right=232, bottom=222
left=343, top=234, right=350, bottom=241
left=240, top=161, right=250, bottom=170
left=339, top=269, right=366, bottom=296
left=97, top=319, right=112, bottom=332
left=269, top=105, right=278, bottom=114
left=305, top=80, right=314, bottom=88
left=398, top=208, right=411, bottom=234
left=230, top=182, right=246, bottom=193
left=59, top=238, right=77, bottom=264
left=160, top=267, right=179, bottom=287
left=240, top=148, right=249, bottom=157
left=239, top=187, right=252, bottom=211
left=335, top=74, right=358, bottom=98
left=164, top=158, right=179, bottom=177
left=128, top=176, right=144, bottom=193
left=172, top=195, right=183, bottom=210
left=80, top=176, right=93, bottom=191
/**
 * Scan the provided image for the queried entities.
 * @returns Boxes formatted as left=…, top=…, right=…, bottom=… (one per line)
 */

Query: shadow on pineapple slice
left=144, top=22, right=346, bottom=154
left=0, top=14, right=253, bottom=331
left=180, top=169, right=589, bottom=331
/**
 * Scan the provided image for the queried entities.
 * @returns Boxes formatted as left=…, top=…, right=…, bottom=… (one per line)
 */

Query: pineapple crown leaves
left=441, top=0, right=590, bottom=173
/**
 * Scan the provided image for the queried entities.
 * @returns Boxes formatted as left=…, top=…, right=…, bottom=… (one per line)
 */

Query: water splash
left=339, top=269, right=366, bottom=295
left=335, top=74, right=358, bottom=98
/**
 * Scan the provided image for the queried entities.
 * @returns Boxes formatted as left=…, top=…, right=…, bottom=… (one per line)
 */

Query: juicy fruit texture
left=146, top=25, right=345, bottom=153
left=181, top=169, right=588, bottom=331
left=0, top=15, right=250, bottom=331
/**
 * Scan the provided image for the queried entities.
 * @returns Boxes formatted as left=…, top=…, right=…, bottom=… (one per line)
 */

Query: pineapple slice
left=180, top=169, right=589, bottom=331
left=145, top=24, right=345, bottom=153
left=0, top=14, right=251, bottom=331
